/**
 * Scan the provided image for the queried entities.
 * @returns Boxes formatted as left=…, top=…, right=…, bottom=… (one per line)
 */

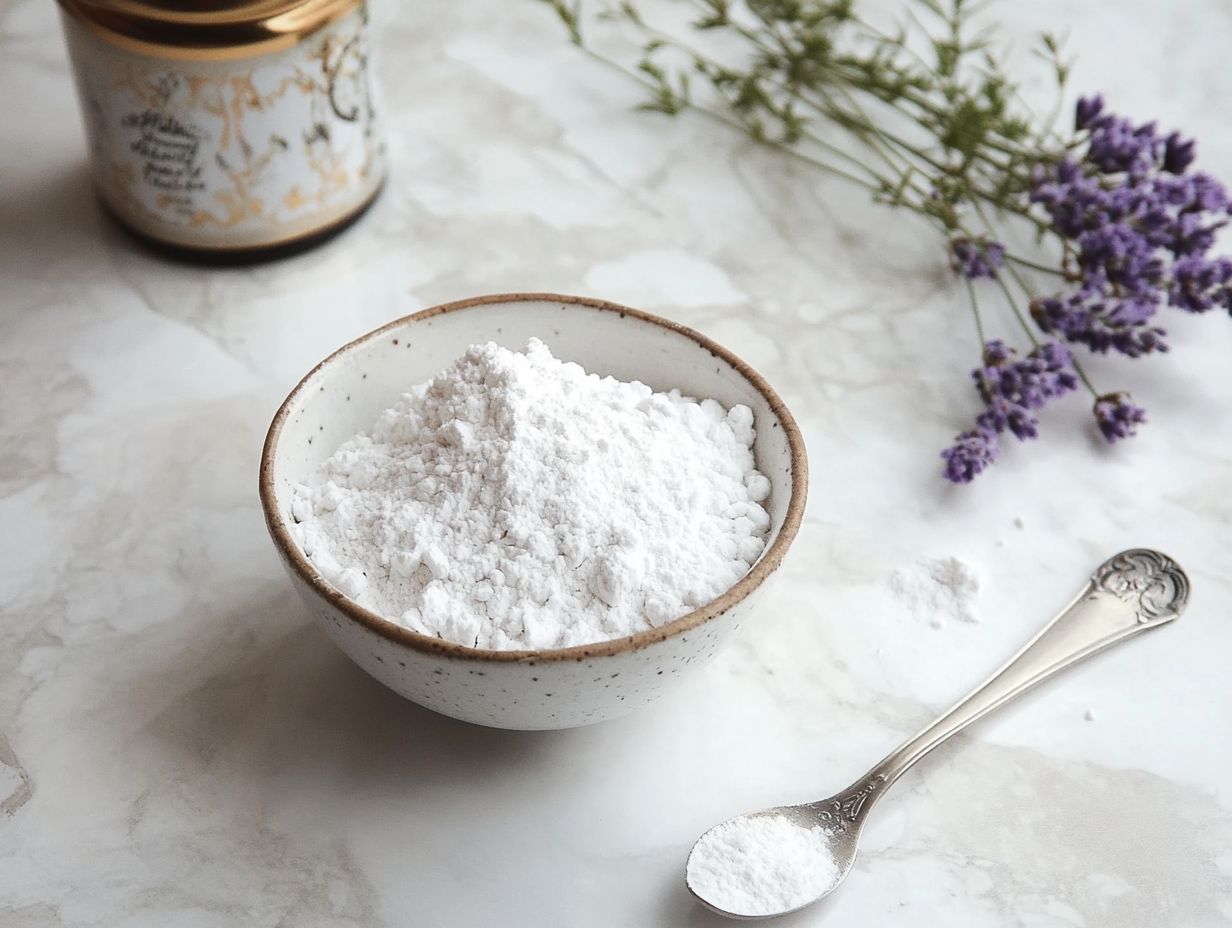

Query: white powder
left=888, top=555, right=981, bottom=627
left=290, top=339, right=771, bottom=650
left=687, top=814, right=839, bottom=917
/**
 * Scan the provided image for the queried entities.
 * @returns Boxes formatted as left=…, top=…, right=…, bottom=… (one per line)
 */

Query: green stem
left=964, top=197, right=1040, bottom=346
left=1070, top=359, right=1101, bottom=398
left=866, top=75, right=1025, bottom=160
left=991, top=270, right=1040, bottom=347
left=964, top=276, right=987, bottom=346
left=638, top=23, right=899, bottom=191
left=669, top=1, right=1049, bottom=228
left=637, top=20, right=1061, bottom=310
left=574, top=43, right=880, bottom=190
left=1006, top=253, right=1068, bottom=277
left=1001, top=257, right=1101, bottom=398
left=816, top=82, right=923, bottom=187
left=634, top=17, right=962, bottom=224
left=681, top=0, right=1025, bottom=170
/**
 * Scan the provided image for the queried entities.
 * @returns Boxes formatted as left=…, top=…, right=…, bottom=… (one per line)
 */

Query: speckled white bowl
left=260, top=293, right=807, bottom=730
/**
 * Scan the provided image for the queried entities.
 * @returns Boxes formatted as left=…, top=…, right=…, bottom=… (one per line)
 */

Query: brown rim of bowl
left=259, top=292, right=808, bottom=664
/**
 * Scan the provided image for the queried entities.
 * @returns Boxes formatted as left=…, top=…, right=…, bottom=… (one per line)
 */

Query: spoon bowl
left=686, top=803, right=860, bottom=919
left=686, top=549, right=1189, bottom=918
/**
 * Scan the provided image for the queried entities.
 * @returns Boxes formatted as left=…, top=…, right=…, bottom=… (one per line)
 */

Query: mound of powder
left=289, top=338, right=772, bottom=650
left=686, top=814, right=839, bottom=917
left=888, top=555, right=981, bottom=627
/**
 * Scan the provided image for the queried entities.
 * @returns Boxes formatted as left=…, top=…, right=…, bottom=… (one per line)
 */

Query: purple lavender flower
left=1164, top=174, right=1231, bottom=254
left=1085, top=113, right=1160, bottom=176
left=1185, top=172, right=1231, bottom=213
left=945, top=97, right=1229, bottom=482
left=1030, top=288, right=1167, bottom=357
left=1093, top=393, right=1148, bottom=442
left=1029, top=101, right=1232, bottom=364
left=942, top=341, right=1078, bottom=482
left=1028, top=157, right=1101, bottom=238
left=1074, top=95, right=1104, bottom=132
left=1075, top=223, right=1164, bottom=291
left=950, top=237, right=1006, bottom=279
left=1169, top=254, right=1232, bottom=313
left=971, top=339, right=1079, bottom=438
left=1163, top=132, right=1197, bottom=174
left=941, top=428, right=1000, bottom=483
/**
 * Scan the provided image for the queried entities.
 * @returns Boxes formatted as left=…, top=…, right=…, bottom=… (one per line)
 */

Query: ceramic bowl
left=260, top=293, right=807, bottom=730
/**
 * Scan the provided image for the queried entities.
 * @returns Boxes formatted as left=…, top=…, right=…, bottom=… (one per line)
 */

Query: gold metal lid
left=58, top=0, right=361, bottom=59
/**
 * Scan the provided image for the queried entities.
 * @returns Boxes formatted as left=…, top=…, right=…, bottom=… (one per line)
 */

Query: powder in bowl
left=686, top=813, right=839, bottom=917
left=289, top=338, right=772, bottom=650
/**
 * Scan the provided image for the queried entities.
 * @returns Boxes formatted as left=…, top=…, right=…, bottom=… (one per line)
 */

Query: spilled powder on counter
left=888, top=555, right=981, bottom=627
left=290, top=339, right=771, bottom=650
left=687, top=814, right=838, bottom=917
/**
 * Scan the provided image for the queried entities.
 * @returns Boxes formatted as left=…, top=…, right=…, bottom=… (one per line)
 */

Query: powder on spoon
left=289, top=338, right=772, bottom=650
left=687, top=813, right=839, bottom=917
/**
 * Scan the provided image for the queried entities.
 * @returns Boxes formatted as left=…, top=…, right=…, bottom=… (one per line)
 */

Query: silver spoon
left=686, top=548, right=1190, bottom=920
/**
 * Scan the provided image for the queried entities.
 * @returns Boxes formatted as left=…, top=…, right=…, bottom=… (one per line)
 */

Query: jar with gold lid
left=57, top=0, right=385, bottom=258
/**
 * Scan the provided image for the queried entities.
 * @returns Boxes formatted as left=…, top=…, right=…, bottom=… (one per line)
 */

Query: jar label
left=61, top=4, right=385, bottom=251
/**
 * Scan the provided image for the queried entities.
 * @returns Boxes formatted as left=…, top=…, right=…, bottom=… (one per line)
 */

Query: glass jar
left=57, top=0, right=386, bottom=258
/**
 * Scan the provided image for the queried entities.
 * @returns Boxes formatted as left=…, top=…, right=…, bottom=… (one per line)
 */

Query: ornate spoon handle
left=812, top=549, right=1190, bottom=829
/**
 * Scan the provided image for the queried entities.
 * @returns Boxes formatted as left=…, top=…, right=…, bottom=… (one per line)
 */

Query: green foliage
left=545, top=0, right=584, bottom=44
left=538, top=0, right=1071, bottom=235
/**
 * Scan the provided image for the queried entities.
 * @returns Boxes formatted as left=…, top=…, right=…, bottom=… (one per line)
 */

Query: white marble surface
left=2, top=0, right=1231, bottom=925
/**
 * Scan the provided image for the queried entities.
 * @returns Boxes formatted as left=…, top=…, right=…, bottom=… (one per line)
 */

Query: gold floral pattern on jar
left=58, top=0, right=385, bottom=254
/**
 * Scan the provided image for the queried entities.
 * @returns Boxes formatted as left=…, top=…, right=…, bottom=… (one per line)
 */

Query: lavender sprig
left=950, top=238, right=1005, bottom=280
left=541, top=2, right=1232, bottom=482
left=941, top=428, right=999, bottom=484
left=941, top=340, right=1078, bottom=482
left=1094, top=393, right=1148, bottom=443
left=1026, top=99, right=1232, bottom=364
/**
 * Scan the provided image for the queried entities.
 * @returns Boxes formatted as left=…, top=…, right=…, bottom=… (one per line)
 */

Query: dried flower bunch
left=542, top=0, right=1232, bottom=482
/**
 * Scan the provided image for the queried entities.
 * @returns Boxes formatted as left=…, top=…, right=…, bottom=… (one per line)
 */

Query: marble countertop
left=3, top=0, right=1231, bottom=925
